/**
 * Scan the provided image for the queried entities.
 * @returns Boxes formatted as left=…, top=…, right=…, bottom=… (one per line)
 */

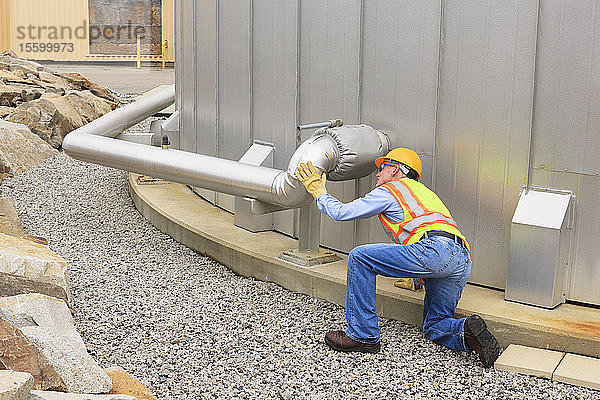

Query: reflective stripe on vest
left=377, top=179, right=469, bottom=251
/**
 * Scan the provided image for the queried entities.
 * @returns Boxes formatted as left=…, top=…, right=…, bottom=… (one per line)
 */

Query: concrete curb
left=129, top=173, right=600, bottom=357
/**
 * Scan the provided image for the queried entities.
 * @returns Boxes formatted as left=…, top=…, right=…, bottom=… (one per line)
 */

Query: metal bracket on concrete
left=298, top=201, right=321, bottom=252
left=234, top=142, right=276, bottom=232
left=278, top=201, right=341, bottom=267
left=135, top=176, right=169, bottom=185
left=159, top=110, right=180, bottom=148
left=244, top=198, right=287, bottom=215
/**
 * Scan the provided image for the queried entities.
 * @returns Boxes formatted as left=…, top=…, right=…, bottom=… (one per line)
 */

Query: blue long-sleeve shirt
left=316, top=186, right=405, bottom=223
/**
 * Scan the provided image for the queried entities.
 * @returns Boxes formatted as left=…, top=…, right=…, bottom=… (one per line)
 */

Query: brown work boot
left=464, top=315, right=500, bottom=368
left=324, top=330, right=380, bottom=354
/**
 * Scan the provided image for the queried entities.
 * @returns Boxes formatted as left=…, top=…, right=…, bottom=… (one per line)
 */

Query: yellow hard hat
left=375, top=148, right=422, bottom=179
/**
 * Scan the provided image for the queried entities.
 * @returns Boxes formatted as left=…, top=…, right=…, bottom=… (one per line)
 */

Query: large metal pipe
left=63, top=86, right=389, bottom=208
left=74, top=85, right=176, bottom=138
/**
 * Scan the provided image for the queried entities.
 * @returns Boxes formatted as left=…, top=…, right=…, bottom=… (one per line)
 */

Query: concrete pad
left=553, top=353, right=600, bottom=390
left=494, top=344, right=564, bottom=379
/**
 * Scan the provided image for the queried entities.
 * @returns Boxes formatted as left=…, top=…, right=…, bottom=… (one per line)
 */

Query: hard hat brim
left=374, top=156, right=385, bottom=168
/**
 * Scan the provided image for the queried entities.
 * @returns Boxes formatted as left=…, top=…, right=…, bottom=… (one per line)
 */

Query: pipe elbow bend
left=274, top=124, right=390, bottom=208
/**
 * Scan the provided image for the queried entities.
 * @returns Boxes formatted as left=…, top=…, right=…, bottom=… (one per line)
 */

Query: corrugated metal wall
left=434, top=0, right=539, bottom=289
left=175, top=0, right=600, bottom=306
left=529, top=0, right=600, bottom=305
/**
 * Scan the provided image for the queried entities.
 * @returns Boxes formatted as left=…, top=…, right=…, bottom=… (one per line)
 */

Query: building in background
left=0, top=0, right=174, bottom=63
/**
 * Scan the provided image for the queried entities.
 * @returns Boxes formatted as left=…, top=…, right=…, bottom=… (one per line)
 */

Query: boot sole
left=465, top=315, right=500, bottom=368
left=324, top=336, right=381, bottom=354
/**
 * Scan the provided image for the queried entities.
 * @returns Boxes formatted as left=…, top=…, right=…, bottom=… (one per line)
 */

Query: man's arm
left=316, top=187, right=403, bottom=221
left=295, top=161, right=403, bottom=222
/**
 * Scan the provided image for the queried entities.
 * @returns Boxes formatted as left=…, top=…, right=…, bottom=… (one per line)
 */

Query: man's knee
left=348, top=245, right=369, bottom=267
left=349, top=244, right=371, bottom=260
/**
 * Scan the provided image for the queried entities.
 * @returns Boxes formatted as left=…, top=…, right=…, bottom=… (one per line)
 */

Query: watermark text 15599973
left=19, top=43, right=74, bottom=53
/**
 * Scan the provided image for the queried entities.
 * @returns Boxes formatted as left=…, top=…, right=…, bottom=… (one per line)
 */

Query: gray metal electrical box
left=506, top=187, right=573, bottom=309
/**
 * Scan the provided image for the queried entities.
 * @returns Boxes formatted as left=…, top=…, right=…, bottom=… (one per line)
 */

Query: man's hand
left=295, top=161, right=327, bottom=199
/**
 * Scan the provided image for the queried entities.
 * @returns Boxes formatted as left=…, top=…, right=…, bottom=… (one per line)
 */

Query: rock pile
left=0, top=50, right=117, bottom=151
left=0, top=52, right=156, bottom=399
left=0, top=207, right=157, bottom=399
left=0, top=120, right=58, bottom=176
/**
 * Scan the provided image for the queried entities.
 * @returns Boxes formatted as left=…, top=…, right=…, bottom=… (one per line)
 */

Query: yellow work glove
left=394, top=278, right=424, bottom=292
left=295, top=161, right=327, bottom=199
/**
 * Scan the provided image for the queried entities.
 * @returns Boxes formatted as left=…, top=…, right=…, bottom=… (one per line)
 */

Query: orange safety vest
left=378, top=179, right=470, bottom=252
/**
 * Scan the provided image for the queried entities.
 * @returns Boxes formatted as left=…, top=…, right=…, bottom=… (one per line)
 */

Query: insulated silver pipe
left=64, top=133, right=310, bottom=207
left=63, top=85, right=389, bottom=208
left=76, top=85, right=176, bottom=138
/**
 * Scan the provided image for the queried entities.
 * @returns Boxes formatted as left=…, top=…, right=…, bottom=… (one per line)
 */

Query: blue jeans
left=345, top=235, right=472, bottom=352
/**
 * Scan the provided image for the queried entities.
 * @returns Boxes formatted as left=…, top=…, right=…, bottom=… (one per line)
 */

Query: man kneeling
left=296, top=148, right=500, bottom=368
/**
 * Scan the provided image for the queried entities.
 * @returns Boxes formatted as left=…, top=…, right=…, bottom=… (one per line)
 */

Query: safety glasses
left=378, top=162, right=398, bottom=172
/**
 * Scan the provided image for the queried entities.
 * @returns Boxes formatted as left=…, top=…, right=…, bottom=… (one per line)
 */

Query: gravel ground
left=2, top=151, right=599, bottom=400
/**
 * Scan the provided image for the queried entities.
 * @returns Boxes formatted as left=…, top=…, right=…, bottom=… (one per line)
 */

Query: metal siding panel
left=174, top=0, right=182, bottom=135
left=179, top=0, right=196, bottom=153
left=528, top=1, right=600, bottom=305
left=532, top=0, right=600, bottom=175
left=217, top=0, right=250, bottom=162
left=569, top=175, right=600, bottom=304
left=436, top=0, right=537, bottom=288
left=300, top=0, right=361, bottom=252
left=251, top=0, right=298, bottom=235
left=195, top=0, right=217, bottom=157
left=190, top=0, right=218, bottom=204
left=360, top=0, right=439, bottom=154
left=356, top=0, right=440, bottom=249
left=583, top=5, right=600, bottom=176
left=216, top=0, right=250, bottom=212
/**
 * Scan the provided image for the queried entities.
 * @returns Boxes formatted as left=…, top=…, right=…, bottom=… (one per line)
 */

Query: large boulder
left=38, top=93, right=85, bottom=144
left=0, top=197, right=26, bottom=238
left=4, top=101, right=54, bottom=145
left=0, top=318, right=66, bottom=391
left=0, top=294, right=113, bottom=394
left=6, top=94, right=84, bottom=148
left=0, top=106, right=15, bottom=118
left=37, top=73, right=69, bottom=91
left=0, top=120, right=57, bottom=174
left=0, top=233, right=71, bottom=304
left=0, top=54, right=49, bottom=79
left=0, top=70, right=28, bottom=85
left=35, top=73, right=69, bottom=95
left=59, top=73, right=118, bottom=109
left=105, top=367, right=158, bottom=400
left=0, top=370, right=34, bottom=400
left=64, top=91, right=111, bottom=124
left=0, top=86, right=22, bottom=107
